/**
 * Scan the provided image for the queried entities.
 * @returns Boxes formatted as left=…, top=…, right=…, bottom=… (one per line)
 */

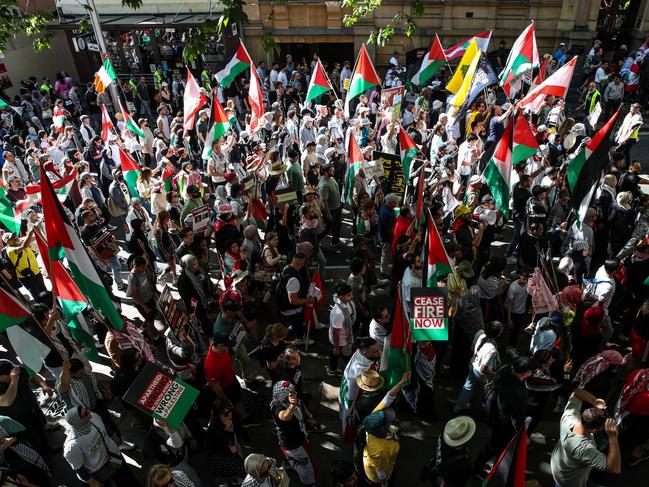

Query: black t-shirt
left=512, top=185, right=531, bottom=223
left=271, top=402, right=305, bottom=450
left=455, top=224, right=473, bottom=262
left=438, top=441, right=473, bottom=487
left=619, top=171, right=640, bottom=195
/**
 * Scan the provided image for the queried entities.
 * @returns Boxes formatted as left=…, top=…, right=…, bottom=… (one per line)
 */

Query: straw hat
left=303, top=186, right=318, bottom=197
left=355, top=370, right=385, bottom=392
left=443, top=416, right=476, bottom=447
left=269, top=161, right=288, bottom=176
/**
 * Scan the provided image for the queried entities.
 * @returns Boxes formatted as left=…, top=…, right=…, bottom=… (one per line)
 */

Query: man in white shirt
left=457, top=134, right=480, bottom=184
left=277, top=67, right=289, bottom=88
left=79, top=115, right=97, bottom=145
left=401, top=254, right=422, bottom=311
left=594, top=61, right=609, bottom=91
left=269, top=63, right=280, bottom=86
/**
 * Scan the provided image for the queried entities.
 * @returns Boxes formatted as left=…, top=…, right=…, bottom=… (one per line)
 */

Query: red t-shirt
left=624, top=369, right=649, bottom=416
left=203, top=347, right=235, bottom=389
left=630, top=327, right=649, bottom=362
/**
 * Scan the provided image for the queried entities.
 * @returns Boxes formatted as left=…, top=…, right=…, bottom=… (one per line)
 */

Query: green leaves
left=120, top=0, right=143, bottom=10
left=341, top=0, right=424, bottom=46
left=0, top=0, right=54, bottom=54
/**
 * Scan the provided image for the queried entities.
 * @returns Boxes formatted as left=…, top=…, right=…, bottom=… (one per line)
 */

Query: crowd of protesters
left=0, top=32, right=649, bottom=487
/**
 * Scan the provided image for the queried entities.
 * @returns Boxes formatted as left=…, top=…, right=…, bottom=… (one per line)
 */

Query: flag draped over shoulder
left=386, top=286, right=412, bottom=388
left=411, top=35, right=447, bottom=87
left=215, top=41, right=252, bottom=89
left=40, top=165, right=123, bottom=330
left=483, top=119, right=513, bottom=219
left=567, top=106, right=621, bottom=226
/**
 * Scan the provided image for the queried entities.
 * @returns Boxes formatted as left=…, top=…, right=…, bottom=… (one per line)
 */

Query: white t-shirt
left=369, top=319, right=388, bottom=351
left=329, top=301, right=356, bottom=347
left=63, top=413, right=118, bottom=475
left=280, top=277, right=302, bottom=316
left=472, top=335, right=499, bottom=372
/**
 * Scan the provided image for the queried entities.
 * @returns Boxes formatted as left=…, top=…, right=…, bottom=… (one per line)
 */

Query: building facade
left=241, top=0, right=649, bottom=71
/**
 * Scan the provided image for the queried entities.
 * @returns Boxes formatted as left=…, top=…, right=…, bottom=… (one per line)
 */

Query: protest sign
left=191, top=204, right=210, bottom=234
left=123, top=363, right=199, bottom=429
left=373, top=151, right=405, bottom=196
left=242, top=174, right=255, bottom=192
left=157, top=285, right=188, bottom=335
left=275, top=187, right=299, bottom=206
left=363, top=159, right=385, bottom=179
left=588, top=102, right=602, bottom=128
left=381, top=86, right=405, bottom=120
left=410, top=287, right=448, bottom=341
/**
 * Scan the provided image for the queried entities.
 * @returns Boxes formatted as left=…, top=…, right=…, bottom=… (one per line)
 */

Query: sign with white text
left=410, top=287, right=448, bottom=341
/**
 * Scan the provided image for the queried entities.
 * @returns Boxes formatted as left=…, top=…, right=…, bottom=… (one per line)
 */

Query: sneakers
left=325, top=365, right=342, bottom=377
left=119, top=441, right=137, bottom=451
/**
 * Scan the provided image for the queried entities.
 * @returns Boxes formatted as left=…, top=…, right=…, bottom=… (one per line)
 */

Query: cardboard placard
left=274, top=187, right=298, bottom=206
left=373, top=151, right=405, bottom=196
left=410, top=287, right=449, bottom=341
left=242, top=174, right=255, bottom=192
left=123, top=363, right=199, bottom=429
left=343, top=78, right=350, bottom=91
left=191, top=204, right=210, bottom=234
left=363, top=159, right=385, bottom=179
left=157, top=285, right=188, bottom=335
left=380, top=86, right=405, bottom=110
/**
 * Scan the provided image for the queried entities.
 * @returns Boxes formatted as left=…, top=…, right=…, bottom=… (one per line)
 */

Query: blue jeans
left=455, top=365, right=486, bottom=410
left=96, top=255, right=124, bottom=287
left=507, top=220, right=524, bottom=257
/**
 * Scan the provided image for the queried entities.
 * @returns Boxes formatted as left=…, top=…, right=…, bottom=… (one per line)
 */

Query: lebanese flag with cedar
left=183, top=68, right=208, bottom=130
left=518, top=57, right=577, bottom=113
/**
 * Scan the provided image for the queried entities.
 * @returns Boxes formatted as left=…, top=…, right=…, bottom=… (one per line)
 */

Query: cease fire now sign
left=410, top=287, right=448, bottom=341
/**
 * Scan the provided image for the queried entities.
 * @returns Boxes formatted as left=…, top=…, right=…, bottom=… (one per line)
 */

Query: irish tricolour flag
left=483, top=120, right=513, bottom=220
left=202, top=95, right=231, bottom=160
left=343, top=135, right=364, bottom=204
left=216, top=41, right=252, bottom=89
left=305, top=59, right=334, bottom=103
left=93, top=57, right=116, bottom=94
left=40, top=165, right=123, bottom=330
left=411, top=35, right=447, bottom=87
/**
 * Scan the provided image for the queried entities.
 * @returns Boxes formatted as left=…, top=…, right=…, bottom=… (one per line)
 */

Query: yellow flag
left=446, top=40, right=479, bottom=94
left=450, top=50, right=481, bottom=109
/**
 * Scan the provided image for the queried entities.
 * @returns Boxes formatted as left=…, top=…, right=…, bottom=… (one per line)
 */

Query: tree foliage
left=0, top=0, right=425, bottom=60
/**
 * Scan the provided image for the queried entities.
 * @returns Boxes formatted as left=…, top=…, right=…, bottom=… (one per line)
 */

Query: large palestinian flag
left=424, top=210, right=452, bottom=286
left=385, top=286, right=412, bottom=388
left=411, top=35, right=446, bottom=87
left=500, top=22, right=539, bottom=97
left=0, top=287, right=30, bottom=332
left=399, top=128, right=418, bottom=184
left=215, top=41, right=252, bottom=88
left=483, top=119, right=513, bottom=220
left=511, top=113, right=539, bottom=165
left=202, top=95, right=232, bottom=160
left=40, top=165, right=123, bottom=330
left=344, top=44, right=381, bottom=116
left=343, top=135, right=364, bottom=204
left=305, top=59, right=334, bottom=103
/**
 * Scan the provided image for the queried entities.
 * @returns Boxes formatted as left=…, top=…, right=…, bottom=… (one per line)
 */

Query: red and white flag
left=183, top=68, right=208, bottom=130
left=248, top=62, right=265, bottom=132
left=518, top=57, right=577, bottom=113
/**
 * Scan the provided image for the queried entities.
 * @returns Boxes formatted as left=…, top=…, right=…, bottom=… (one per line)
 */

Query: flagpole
left=319, top=59, right=339, bottom=101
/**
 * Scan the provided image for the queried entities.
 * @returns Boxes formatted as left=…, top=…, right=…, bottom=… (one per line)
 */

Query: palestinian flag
left=202, top=95, right=231, bottom=160
left=248, top=62, right=265, bottom=132
left=0, top=183, right=20, bottom=234
left=118, top=99, right=145, bottom=138
left=40, top=164, right=123, bottom=330
left=183, top=68, right=208, bottom=131
left=483, top=120, right=513, bottom=220
left=215, top=41, right=252, bottom=88
left=518, top=56, right=576, bottom=113
left=444, top=31, right=492, bottom=60
left=6, top=325, right=50, bottom=374
left=112, top=147, right=141, bottom=197
left=343, top=135, right=364, bottom=204
left=500, top=22, right=539, bottom=97
left=305, top=59, right=333, bottom=103
left=344, top=44, right=381, bottom=116
left=385, top=286, right=412, bottom=388
left=512, top=113, right=539, bottom=165
left=0, top=96, right=23, bottom=116
left=0, top=287, right=30, bottom=331
left=15, top=168, right=78, bottom=213
left=399, top=128, right=418, bottom=184
left=101, top=104, right=117, bottom=143
left=424, top=210, right=452, bottom=286
left=411, top=35, right=446, bottom=87
left=93, top=56, right=116, bottom=94
left=482, top=426, right=527, bottom=487
left=567, top=106, right=621, bottom=227
left=162, top=163, right=175, bottom=192
left=34, top=230, right=88, bottom=320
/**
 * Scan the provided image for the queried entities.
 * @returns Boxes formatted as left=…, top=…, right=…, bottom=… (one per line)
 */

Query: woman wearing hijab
left=63, top=407, right=140, bottom=485
left=241, top=453, right=288, bottom=487
left=177, top=254, right=214, bottom=334
left=362, top=371, right=410, bottom=486
left=0, top=415, right=52, bottom=487
left=269, top=381, right=316, bottom=486
left=147, top=463, right=197, bottom=487
left=128, top=218, right=157, bottom=271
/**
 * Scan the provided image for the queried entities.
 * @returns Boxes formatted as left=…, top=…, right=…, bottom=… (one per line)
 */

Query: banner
left=123, top=363, right=199, bottom=429
left=588, top=102, right=602, bottom=128
left=274, top=187, right=298, bottom=205
left=363, top=159, right=385, bottom=179
left=373, top=151, right=405, bottom=196
left=191, top=204, right=210, bottom=234
left=410, top=287, right=448, bottom=341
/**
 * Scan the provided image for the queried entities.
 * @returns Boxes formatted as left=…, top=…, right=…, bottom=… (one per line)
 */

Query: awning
left=52, top=12, right=216, bottom=29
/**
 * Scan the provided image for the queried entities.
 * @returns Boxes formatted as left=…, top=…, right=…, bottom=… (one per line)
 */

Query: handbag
left=90, top=423, right=123, bottom=483
left=107, top=195, right=127, bottom=218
